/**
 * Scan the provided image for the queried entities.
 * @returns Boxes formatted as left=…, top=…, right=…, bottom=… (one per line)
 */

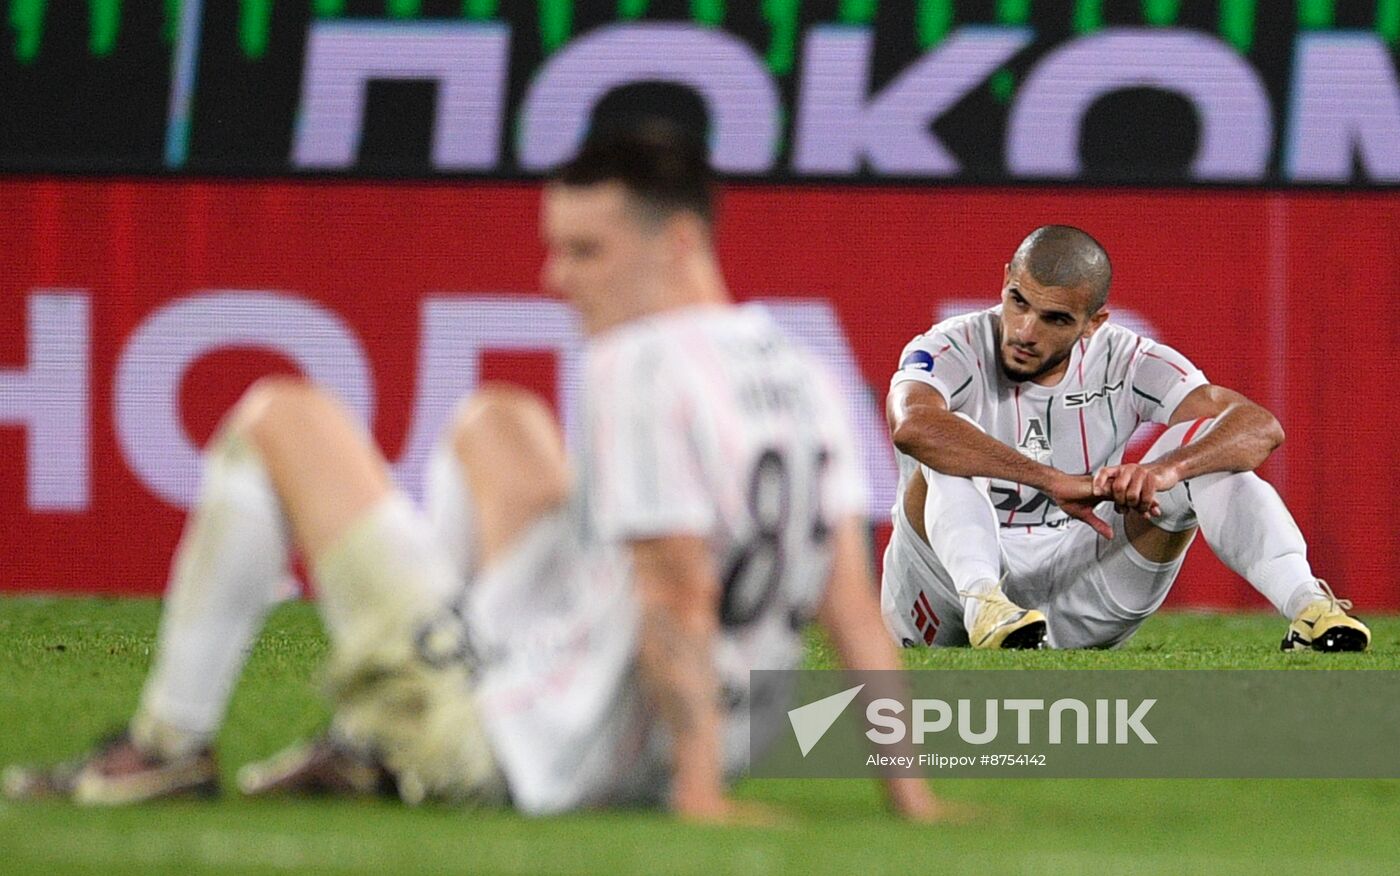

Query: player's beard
left=998, top=340, right=1074, bottom=383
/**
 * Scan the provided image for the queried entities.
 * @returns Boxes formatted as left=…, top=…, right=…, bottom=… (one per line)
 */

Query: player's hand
left=1048, top=473, right=1114, bottom=540
left=1092, top=463, right=1175, bottom=517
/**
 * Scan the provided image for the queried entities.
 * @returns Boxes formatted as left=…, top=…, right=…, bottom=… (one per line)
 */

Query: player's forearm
left=891, top=408, right=1061, bottom=493
left=1156, top=402, right=1284, bottom=482
left=634, top=589, right=726, bottom=809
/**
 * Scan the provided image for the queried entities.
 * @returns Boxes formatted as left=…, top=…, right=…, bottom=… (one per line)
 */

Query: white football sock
left=311, top=493, right=459, bottom=651
left=1143, top=419, right=1323, bottom=619
left=1189, top=471, right=1321, bottom=617
left=424, top=441, right=477, bottom=584
left=132, top=430, right=290, bottom=757
left=920, top=464, right=1004, bottom=630
left=309, top=493, right=467, bottom=772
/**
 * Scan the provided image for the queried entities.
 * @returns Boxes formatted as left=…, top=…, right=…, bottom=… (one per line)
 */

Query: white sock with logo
left=132, top=429, right=291, bottom=758
left=1143, top=420, right=1323, bottom=619
left=919, top=464, right=1004, bottom=631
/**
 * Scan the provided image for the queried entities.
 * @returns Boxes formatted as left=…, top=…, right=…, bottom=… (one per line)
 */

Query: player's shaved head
left=1009, top=226, right=1112, bottom=314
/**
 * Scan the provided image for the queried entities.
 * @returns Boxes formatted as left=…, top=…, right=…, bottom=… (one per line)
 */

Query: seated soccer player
left=5, top=123, right=940, bottom=822
left=881, top=225, right=1369, bottom=652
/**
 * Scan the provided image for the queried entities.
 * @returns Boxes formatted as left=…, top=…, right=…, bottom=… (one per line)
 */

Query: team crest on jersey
left=1064, top=378, right=1124, bottom=408
left=900, top=350, right=935, bottom=373
left=1017, top=418, right=1052, bottom=464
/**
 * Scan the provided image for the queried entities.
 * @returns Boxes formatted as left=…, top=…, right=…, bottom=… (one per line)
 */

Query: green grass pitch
left=2, top=596, right=1398, bottom=875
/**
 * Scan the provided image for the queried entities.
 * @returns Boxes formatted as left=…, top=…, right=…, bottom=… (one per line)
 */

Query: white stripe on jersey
left=891, top=306, right=1207, bottom=528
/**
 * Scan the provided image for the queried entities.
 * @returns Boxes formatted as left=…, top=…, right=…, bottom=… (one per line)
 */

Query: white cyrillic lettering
left=0, top=293, right=90, bottom=510
left=395, top=297, right=581, bottom=499
left=1285, top=34, right=1400, bottom=182
left=115, top=292, right=373, bottom=508
left=795, top=26, right=1031, bottom=175
left=293, top=23, right=510, bottom=170
left=1007, top=29, right=1271, bottom=181
left=519, top=24, right=779, bottom=173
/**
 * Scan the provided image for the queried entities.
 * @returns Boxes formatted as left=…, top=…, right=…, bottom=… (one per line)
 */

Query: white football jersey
left=891, top=306, right=1207, bottom=528
left=582, top=302, right=867, bottom=684
left=475, top=302, right=867, bottom=813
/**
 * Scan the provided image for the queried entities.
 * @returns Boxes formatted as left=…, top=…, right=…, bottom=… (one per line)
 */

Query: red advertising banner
left=1, top=180, right=1396, bottom=610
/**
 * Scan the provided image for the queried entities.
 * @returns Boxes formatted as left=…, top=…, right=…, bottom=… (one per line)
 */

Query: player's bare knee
left=227, top=378, right=353, bottom=456
left=208, top=376, right=304, bottom=445
left=451, top=384, right=571, bottom=512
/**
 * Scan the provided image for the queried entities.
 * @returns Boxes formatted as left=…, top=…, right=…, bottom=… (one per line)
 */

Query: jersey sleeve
left=1128, top=338, right=1209, bottom=424
left=889, top=329, right=978, bottom=412
left=586, top=340, right=716, bottom=542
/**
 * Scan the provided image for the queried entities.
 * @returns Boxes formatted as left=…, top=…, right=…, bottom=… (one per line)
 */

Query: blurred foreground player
left=5, top=123, right=939, bottom=821
left=882, top=225, right=1369, bottom=652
